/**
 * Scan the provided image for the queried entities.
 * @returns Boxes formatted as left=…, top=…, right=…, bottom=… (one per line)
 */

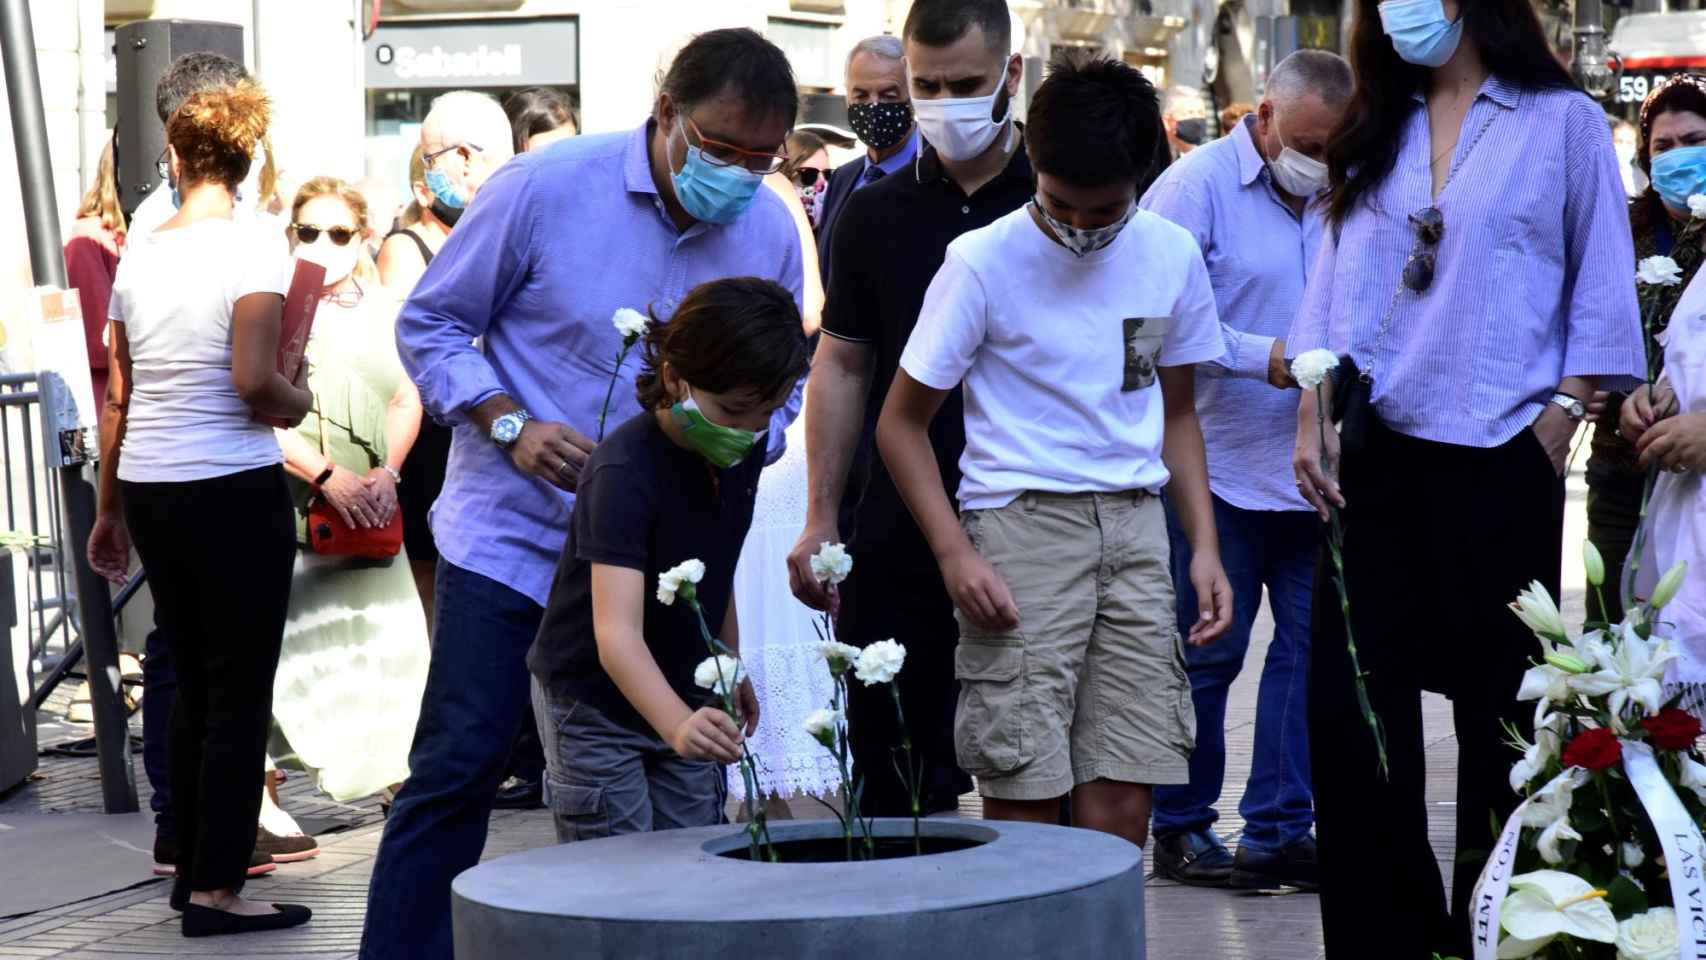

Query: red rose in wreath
left=1562, top=728, right=1622, bottom=771
left=1640, top=708, right=1703, bottom=751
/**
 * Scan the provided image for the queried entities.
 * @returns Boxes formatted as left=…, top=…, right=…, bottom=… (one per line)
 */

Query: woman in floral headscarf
left=1586, top=74, right=1706, bottom=621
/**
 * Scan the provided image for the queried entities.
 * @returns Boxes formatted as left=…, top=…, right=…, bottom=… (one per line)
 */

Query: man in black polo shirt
left=786, top=0, right=1034, bottom=818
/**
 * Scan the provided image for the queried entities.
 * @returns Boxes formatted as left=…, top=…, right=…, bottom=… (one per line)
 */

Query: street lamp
left=1572, top=5, right=1619, bottom=101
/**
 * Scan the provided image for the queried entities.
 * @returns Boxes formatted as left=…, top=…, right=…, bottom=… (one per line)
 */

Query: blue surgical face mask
left=424, top=167, right=468, bottom=209
left=1650, top=145, right=1706, bottom=212
left=670, top=126, right=764, bottom=225
left=424, top=167, right=468, bottom=227
left=1379, top=0, right=1464, bottom=68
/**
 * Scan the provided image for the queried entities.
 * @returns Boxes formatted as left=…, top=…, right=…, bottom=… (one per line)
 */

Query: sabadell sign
left=366, top=18, right=579, bottom=90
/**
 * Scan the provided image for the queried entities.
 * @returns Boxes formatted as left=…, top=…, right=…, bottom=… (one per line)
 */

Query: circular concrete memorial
left=452, top=818, right=1144, bottom=959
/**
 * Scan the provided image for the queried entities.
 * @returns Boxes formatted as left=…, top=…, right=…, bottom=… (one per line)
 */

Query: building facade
left=4, top=0, right=1335, bottom=288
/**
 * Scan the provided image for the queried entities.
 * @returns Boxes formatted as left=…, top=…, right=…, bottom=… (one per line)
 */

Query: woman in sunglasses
left=780, top=130, right=832, bottom=230
left=1585, top=75, right=1706, bottom=621
left=269, top=176, right=430, bottom=815
left=1284, top=0, right=1645, bottom=955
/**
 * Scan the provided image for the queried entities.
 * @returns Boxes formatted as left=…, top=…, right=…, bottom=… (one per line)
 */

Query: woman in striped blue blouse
left=1285, top=0, right=1646, bottom=954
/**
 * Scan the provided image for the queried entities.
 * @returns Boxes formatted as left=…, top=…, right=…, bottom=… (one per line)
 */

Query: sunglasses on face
left=1402, top=206, right=1444, bottom=293
left=292, top=223, right=357, bottom=246
left=156, top=146, right=170, bottom=181
left=794, top=167, right=827, bottom=187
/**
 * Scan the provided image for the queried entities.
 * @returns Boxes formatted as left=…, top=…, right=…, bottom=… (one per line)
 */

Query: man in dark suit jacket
left=816, top=34, right=920, bottom=288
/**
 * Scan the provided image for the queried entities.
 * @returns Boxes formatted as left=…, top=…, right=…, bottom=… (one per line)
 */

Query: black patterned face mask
left=847, top=101, right=914, bottom=151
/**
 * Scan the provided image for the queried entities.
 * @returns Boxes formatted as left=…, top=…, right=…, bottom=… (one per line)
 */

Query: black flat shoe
left=492, top=776, right=544, bottom=810
left=1229, top=835, right=1319, bottom=892
left=1152, top=829, right=1234, bottom=888
left=182, top=902, right=311, bottom=938
left=168, top=851, right=277, bottom=911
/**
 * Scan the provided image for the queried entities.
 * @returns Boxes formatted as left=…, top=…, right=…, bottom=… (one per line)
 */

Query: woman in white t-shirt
left=86, top=80, right=314, bottom=939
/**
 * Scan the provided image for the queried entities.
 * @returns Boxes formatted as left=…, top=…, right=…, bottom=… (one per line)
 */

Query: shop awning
left=1610, top=11, right=1706, bottom=70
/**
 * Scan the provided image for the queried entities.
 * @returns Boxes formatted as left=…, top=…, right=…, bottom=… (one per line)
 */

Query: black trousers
left=122, top=465, right=296, bottom=893
left=1584, top=465, right=1643, bottom=623
left=1311, top=418, right=1562, bottom=959
left=839, top=559, right=971, bottom=817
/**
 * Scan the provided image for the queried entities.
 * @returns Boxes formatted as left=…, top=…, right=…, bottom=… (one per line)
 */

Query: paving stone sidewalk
left=0, top=480, right=1592, bottom=959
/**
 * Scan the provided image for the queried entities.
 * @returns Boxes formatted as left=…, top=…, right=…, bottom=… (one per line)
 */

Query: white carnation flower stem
left=888, top=680, right=923, bottom=855
left=807, top=608, right=874, bottom=859
left=596, top=338, right=639, bottom=442
left=687, top=596, right=776, bottom=861
left=1315, top=382, right=1389, bottom=780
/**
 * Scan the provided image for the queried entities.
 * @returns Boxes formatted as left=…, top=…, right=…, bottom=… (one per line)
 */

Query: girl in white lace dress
left=729, top=413, right=844, bottom=804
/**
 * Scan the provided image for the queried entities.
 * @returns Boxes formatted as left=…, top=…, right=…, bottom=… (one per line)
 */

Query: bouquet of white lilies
left=1469, top=546, right=1700, bottom=960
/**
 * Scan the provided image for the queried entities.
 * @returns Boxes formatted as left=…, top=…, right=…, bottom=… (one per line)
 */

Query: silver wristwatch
left=490, top=409, right=532, bottom=448
left=1549, top=392, right=1586, bottom=422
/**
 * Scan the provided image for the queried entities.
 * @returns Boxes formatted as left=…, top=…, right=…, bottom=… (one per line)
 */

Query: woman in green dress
left=270, top=177, right=429, bottom=802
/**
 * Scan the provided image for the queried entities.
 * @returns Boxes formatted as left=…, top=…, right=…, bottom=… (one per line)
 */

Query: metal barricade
left=1, top=372, right=75, bottom=672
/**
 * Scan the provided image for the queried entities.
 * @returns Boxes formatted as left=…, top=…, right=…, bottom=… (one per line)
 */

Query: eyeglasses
left=156, top=147, right=169, bottom=181
left=1401, top=206, right=1443, bottom=293
left=423, top=142, right=482, bottom=166
left=794, top=167, right=826, bottom=187
left=682, top=116, right=788, bottom=175
left=292, top=223, right=357, bottom=246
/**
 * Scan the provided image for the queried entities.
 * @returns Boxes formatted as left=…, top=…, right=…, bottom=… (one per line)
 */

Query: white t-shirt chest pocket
left=1122, top=316, right=1170, bottom=392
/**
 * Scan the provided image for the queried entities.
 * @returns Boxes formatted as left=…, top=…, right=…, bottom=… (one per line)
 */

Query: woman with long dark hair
left=1287, top=0, right=1645, bottom=954
left=1587, top=76, right=1706, bottom=620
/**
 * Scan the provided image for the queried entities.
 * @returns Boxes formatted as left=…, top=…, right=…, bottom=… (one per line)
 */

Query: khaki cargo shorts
left=955, top=491, right=1194, bottom=801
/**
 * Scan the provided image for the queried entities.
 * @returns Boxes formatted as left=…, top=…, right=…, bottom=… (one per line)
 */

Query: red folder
left=257, top=258, right=325, bottom=428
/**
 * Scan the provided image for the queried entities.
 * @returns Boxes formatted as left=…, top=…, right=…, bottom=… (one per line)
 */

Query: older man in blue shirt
left=1139, top=50, right=1352, bottom=893
left=359, top=28, right=804, bottom=960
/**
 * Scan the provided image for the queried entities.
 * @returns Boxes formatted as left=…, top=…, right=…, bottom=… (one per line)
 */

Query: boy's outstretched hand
left=671, top=706, right=745, bottom=764
left=1186, top=553, right=1234, bottom=646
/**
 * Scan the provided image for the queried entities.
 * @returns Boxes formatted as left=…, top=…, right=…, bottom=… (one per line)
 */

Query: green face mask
left=671, top=388, right=764, bottom=469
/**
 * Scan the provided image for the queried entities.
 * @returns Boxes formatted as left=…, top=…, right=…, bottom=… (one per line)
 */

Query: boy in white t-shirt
left=875, top=52, right=1233, bottom=846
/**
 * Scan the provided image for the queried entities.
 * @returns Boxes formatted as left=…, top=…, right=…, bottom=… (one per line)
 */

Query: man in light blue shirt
left=1139, top=49, right=1352, bottom=893
left=360, top=29, right=804, bottom=960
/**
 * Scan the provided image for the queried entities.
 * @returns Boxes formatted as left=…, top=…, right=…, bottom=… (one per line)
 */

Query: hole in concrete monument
left=715, top=834, right=988, bottom=862
left=703, top=822, right=999, bottom=863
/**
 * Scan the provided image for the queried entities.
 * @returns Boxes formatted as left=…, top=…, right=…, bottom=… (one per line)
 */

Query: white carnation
left=1690, top=194, right=1706, bottom=219
left=1636, top=255, right=1683, bottom=287
left=818, top=640, right=862, bottom=669
left=656, top=558, right=706, bottom=606
left=693, top=655, right=744, bottom=697
left=803, top=708, right=843, bottom=739
left=854, top=639, right=907, bottom=686
left=612, top=307, right=649, bottom=341
left=810, top=541, right=854, bottom=586
left=1289, top=348, right=1340, bottom=391
left=1615, top=906, right=1678, bottom=960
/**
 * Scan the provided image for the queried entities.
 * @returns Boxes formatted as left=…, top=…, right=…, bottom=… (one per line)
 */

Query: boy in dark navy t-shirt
left=526, top=278, right=810, bottom=841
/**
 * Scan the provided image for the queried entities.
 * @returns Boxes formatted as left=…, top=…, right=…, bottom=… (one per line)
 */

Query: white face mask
left=1267, top=116, right=1329, bottom=197
left=913, top=76, right=1013, bottom=163
left=297, top=238, right=361, bottom=288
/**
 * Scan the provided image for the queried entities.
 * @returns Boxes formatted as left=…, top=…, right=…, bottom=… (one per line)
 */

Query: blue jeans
left=359, top=561, right=543, bottom=960
left=1153, top=495, right=1315, bottom=854
left=141, top=622, right=176, bottom=837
